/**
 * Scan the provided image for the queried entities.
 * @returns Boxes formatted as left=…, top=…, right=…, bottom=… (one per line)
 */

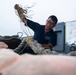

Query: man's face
left=45, top=18, right=56, bottom=31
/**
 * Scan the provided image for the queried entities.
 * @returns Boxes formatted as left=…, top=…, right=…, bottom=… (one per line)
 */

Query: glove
left=14, top=4, right=27, bottom=23
left=26, top=38, right=34, bottom=45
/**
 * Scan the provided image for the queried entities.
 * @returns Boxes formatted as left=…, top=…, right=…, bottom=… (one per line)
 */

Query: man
left=14, top=4, right=58, bottom=54
left=14, top=15, right=58, bottom=54
left=26, top=15, right=58, bottom=49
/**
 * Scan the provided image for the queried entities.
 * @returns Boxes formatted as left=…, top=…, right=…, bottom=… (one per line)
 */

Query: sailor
left=14, top=4, right=58, bottom=54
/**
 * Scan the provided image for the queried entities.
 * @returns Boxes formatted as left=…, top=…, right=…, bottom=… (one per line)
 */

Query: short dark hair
left=48, top=15, right=58, bottom=24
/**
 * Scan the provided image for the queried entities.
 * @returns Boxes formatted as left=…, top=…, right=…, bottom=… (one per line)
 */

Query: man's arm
left=26, top=19, right=41, bottom=31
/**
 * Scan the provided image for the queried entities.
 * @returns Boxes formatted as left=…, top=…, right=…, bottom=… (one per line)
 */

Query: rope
left=14, top=3, right=35, bottom=37
left=20, top=22, right=29, bottom=37
left=18, top=44, right=28, bottom=54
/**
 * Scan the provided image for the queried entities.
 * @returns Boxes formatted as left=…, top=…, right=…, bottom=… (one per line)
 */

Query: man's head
left=45, top=15, right=58, bottom=32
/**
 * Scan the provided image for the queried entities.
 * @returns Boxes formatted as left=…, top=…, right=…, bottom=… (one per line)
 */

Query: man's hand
left=26, top=38, right=34, bottom=45
left=2, top=54, right=76, bottom=75
left=41, top=44, right=53, bottom=49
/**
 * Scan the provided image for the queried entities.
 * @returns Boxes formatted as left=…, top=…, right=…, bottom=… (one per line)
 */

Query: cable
left=14, top=3, right=36, bottom=38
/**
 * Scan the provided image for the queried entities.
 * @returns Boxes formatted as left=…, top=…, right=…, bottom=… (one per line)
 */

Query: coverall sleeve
left=26, top=19, right=41, bottom=31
